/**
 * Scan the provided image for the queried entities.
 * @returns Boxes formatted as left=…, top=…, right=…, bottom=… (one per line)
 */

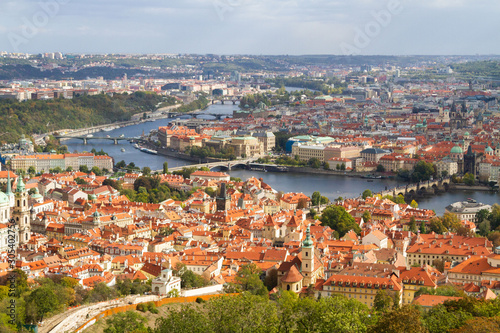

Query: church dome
left=450, top=145, right=463, bottom=154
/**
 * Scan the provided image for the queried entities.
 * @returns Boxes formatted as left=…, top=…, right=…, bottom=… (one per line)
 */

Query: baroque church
left=0, top=171, right=33, bottom=248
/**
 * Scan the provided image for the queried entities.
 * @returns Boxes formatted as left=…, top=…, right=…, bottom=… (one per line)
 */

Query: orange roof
left=281, top=265, right=303, bottom=283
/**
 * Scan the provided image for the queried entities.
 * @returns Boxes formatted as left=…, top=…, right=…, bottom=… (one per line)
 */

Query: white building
left=362, top=230, right=388, bottom=249
left=152, top=269, right=182, bottom=296
left=445, top=199, right=492, bottom=223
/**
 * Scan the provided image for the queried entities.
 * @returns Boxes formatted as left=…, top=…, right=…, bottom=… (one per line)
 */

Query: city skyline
left=1, top=0, right=500, bottom=55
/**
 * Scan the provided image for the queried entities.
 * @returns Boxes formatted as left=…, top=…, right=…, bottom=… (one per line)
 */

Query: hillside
left=0, top=91, right=165, bottom=143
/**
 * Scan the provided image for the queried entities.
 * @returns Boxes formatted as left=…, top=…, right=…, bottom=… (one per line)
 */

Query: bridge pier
left=114, top=139, right=118, bottom=145
left=221, top=100, right=225, bottom=105
left=233, top=100, right=236, bottom=105
left=83, top=138, right=87, bottom=145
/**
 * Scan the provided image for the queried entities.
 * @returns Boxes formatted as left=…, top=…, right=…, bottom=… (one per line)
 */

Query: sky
left=1, top=0, right=499, bottom=55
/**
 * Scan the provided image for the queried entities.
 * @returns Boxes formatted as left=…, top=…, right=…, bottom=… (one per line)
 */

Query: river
left=65, top=99, right=500, bottom=216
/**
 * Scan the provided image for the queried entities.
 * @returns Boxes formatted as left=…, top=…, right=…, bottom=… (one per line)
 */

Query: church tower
left=6, top=171, right=14, bottom=208
left=216, top=183, right=231, bottom=211
left=12, top=177, right=31, bottom=244
left=301, top=225, right=315, bottom=286
left=463, top=145, right=477, bottom=176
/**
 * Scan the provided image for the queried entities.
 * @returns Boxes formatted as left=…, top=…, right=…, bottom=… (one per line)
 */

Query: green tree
left=429, top=217, right=448, bottom=234
left=362, top=211, right=371, bottom=223
left=308, top=158, right=322, bottom=169
left=173, top=263, right=209, bottom=289
left=142, top=166, right=151, bottom=176
left=411, top=161, right=435, bottom=182
left=463, top=173, right=475, bottom=186
left=104, top=311, right=148, bottom=333
left=207, top=294, right=279, bottom=333
left=362, top=189, right=373, bottom=199
left=423, top=304, right=471, bottom=333
left=450, top=316, right=500, bottom=333
left=28, top=166, right=36, bottom=175
left=225, top=263, right=267, bottom=296
left=116, top=160, right=127, bottom=169
left=25, top=286, right=59, bottom=322
left=377, top=164, right=386, bottom=172
left=340, top=163, right=346, bottom=171
left=408, top=217, right=418, bottom=233
left=374, top=290, right=394, bottom=313
left=91, top=166, right=102, bottom=176
left=79, top=165, right=89, bottom=173
left=163, top=162, right=169, bottom=174
left=320, top=205, right=361, bottom=237
left=410, top=200, right=419, bottom=208
left=370, top=305, right=427, bottom=333
left=420, top=220, right=427, bottom=234
left=153, top=305, right=210, bottom=333
left=441, top=213, right=461, bottom=232
left=311, top=191, right=322, bottom=206
left=324, top=162, right=330, bottom=170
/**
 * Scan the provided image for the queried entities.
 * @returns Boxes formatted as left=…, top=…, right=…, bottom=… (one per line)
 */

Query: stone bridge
left=155, top=158, right=258, bottom=173
left=377, top=177, right=451, bottom=198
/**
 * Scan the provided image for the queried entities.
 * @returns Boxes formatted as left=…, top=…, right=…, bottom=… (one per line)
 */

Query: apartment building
left=291, top=143, right=325, bottom=162
left=11, top=153, right=113, bottom=173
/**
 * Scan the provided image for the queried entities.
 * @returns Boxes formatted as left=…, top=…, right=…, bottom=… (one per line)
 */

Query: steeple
left=16, top=176, right=25, bottom=193
left=303, top=225, right=313, bottom=248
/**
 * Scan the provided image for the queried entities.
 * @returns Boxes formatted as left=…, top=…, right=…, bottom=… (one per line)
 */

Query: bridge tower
left=216, top=183, right=231, bottom=211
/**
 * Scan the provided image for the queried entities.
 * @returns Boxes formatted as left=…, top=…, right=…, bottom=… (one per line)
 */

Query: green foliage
left=320, top=205, right=360, bottom=237
left=370, top=305, right=427, bottom=333
left=463, top=173, right=475, bottom=186
left=274, top=155, right=307, bottom=167
left=420, top=220, right=427, bottom=234
left=104, top=311, right=148, bottom=333
left=415, top=285, right=464, bottom=298
left=408, top=217, right=418, bottom=233
left=411, top=161, right=436, bottom=182
left=308, top=158, right=322, bottom=169
left=173, top=263, right=210, bottom=289
left=25, top=286, right=59, bottom=322
left=115, top=278, right=151, bottom=296
left=185, top=145, right=236, bottom=160
left=376, top=164, right=386, bottom=172
left=162, top=162, right=169, bottom=174
left=362, top=211, right=371, bottom=223
left=273, top=132, right=294, bottom=152
left=176, top=96, right=209, bottom=113
left=0, top=92, right=163, bottom=143
left=224, top=263, right=267, bottom=296
left=423, top=304, right=471, bottom=333
left=362, top=189, right=372, bottom=199
left=374, top=290, right=394, bottom=314
left=410, top=200, right=419, bottom=208
left=382, top=194, right=406, bottom=204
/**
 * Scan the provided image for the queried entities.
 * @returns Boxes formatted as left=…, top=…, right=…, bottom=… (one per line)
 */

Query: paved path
left=41, top=295, right=161, bottom=333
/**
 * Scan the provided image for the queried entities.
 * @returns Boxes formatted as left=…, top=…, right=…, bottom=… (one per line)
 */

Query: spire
left=16, top=176, right=25, bottom=193
left=6, top=171, right=12, bottom=195
left=303, top=225, right=313, bottom=248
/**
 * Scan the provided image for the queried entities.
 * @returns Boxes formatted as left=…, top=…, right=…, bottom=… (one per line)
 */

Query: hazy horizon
left=1, top=0, right=500, bottom=55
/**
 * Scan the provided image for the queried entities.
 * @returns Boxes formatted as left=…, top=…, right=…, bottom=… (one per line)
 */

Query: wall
left=181, top=284, right=224, bottom=297
left=74, top=293, right=238, bottom=333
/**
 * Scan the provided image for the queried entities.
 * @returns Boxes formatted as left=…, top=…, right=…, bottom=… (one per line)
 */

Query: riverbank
left=450, top=184, right=496, bottom=192
left=157, top=148, right=229, bottom=164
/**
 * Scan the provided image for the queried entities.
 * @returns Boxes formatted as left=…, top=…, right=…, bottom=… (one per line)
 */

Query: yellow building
left=316, top=275, right=403, bottom=308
